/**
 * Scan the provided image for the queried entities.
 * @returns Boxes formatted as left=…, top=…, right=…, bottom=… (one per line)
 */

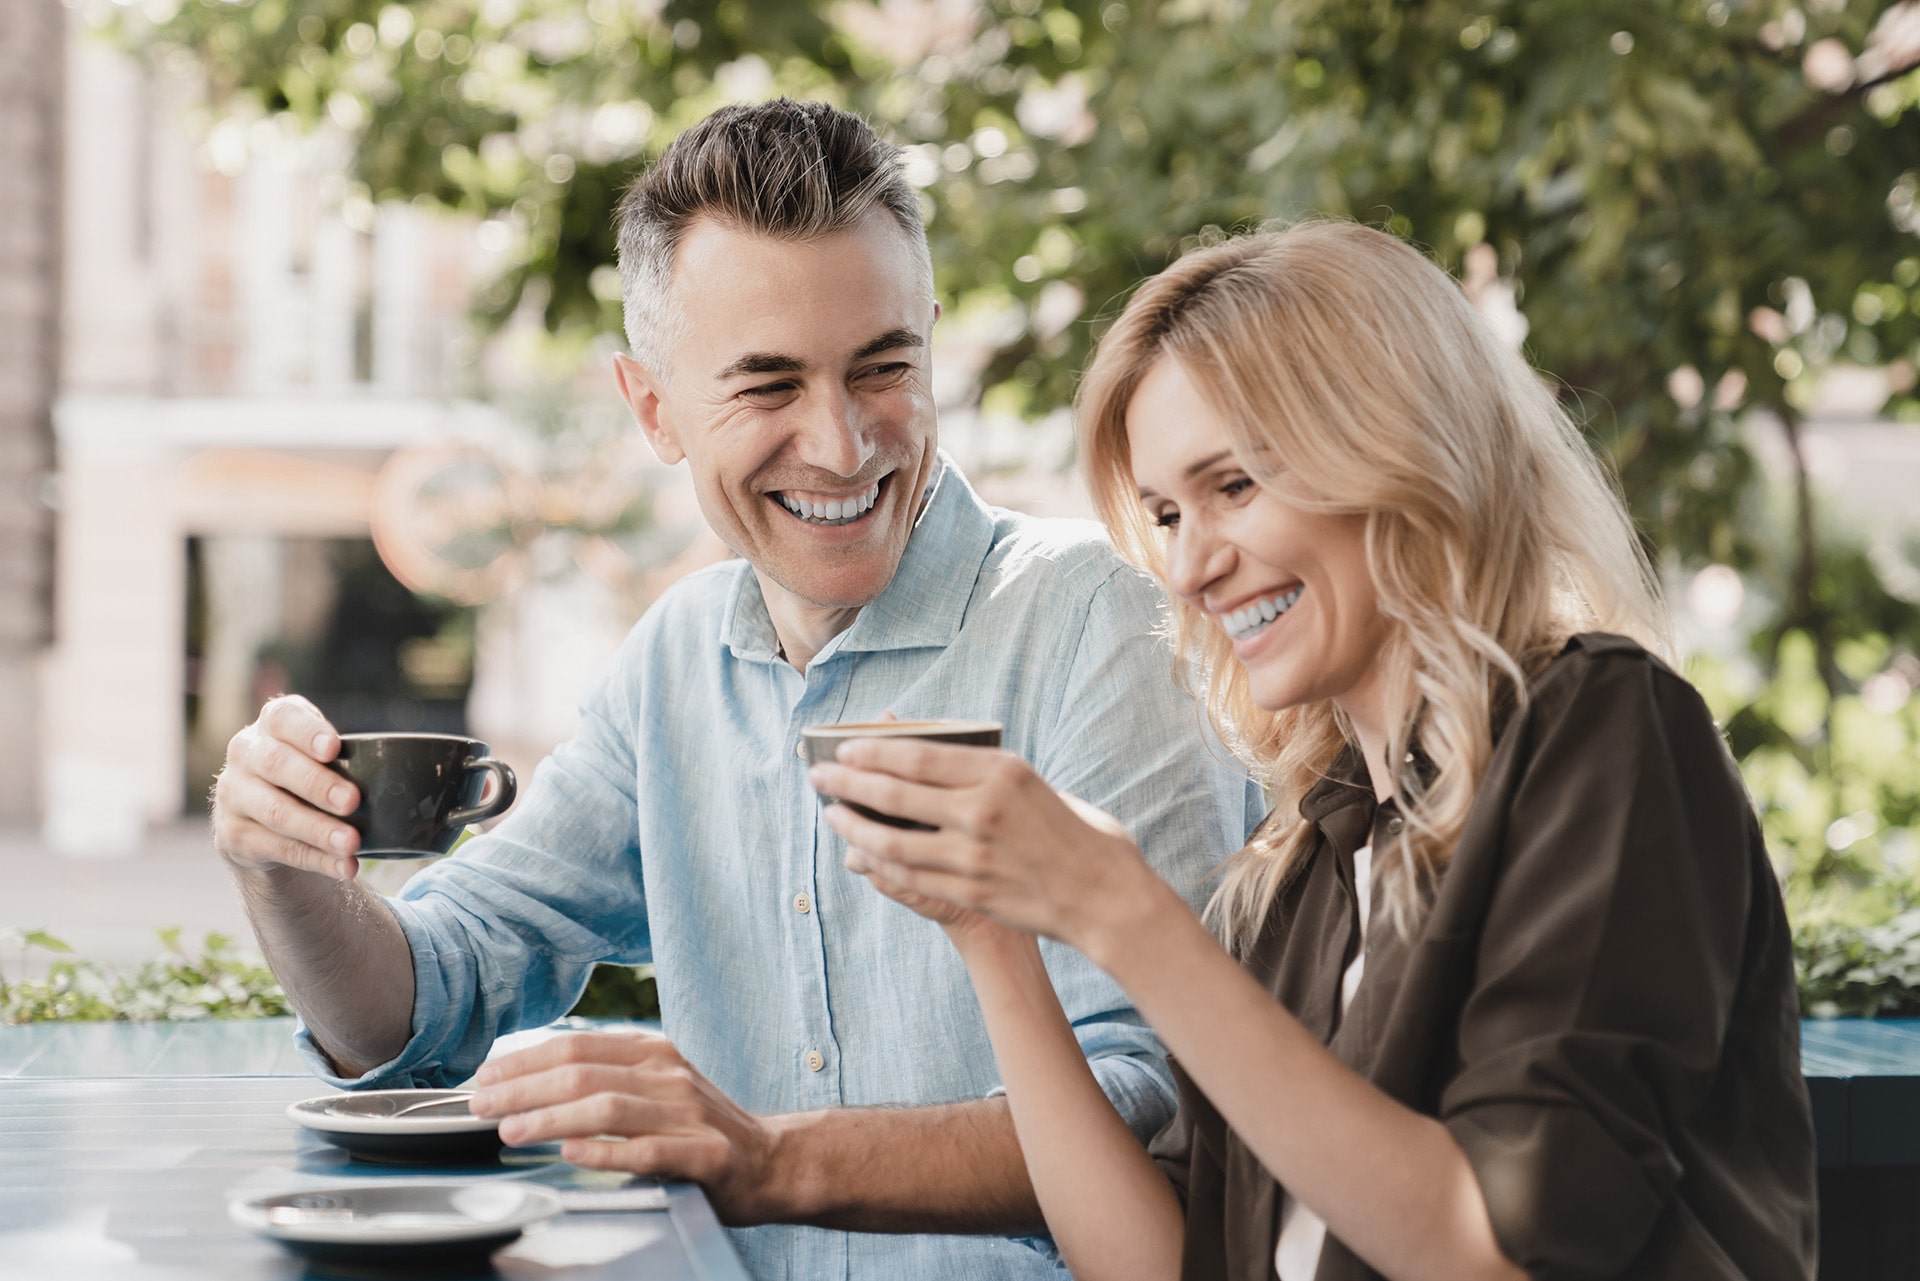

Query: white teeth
left=778, top=483, right=880, bottom=525
left=1223, top=587, right=1301, bottom=641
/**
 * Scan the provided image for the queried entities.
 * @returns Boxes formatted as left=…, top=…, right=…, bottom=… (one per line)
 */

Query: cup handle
left=449, top=758, right=517, bottom=828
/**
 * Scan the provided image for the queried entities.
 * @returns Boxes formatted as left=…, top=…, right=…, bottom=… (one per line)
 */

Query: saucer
left=231, top=1181, right=561, bottom=1270
left=288, top=1090, right=504, bottom=1165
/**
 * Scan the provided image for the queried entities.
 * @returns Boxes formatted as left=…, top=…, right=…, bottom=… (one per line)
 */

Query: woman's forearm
left=1082, top=887, right=1524, bottom=1281
left=953, top=926, right=1184, bottom=1281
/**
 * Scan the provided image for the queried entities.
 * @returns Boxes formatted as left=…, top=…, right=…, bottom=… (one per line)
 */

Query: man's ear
left=613, top=352, right=685, bottom=465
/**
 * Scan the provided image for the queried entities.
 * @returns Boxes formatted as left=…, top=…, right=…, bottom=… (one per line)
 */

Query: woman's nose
left=1166, top=520, right=1231, bottom=601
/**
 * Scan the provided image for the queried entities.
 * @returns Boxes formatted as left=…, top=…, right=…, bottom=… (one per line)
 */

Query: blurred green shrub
left=568, top=963, right=660, bottom=1021
left=0, top=928, right=661, bottom=1024
left=0, top=928, right=290, bottom=1024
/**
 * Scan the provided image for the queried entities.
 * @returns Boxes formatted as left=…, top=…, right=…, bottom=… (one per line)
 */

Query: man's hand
left=469, top=1032, right=784, bottom=1224
left=211, top=694, right=363, bottom=880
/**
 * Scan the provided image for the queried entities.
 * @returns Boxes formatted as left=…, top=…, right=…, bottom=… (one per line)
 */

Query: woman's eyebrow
left=1173, top=449, right=1235, bottom=481
left=1137, top=450, right=1237, bottom=500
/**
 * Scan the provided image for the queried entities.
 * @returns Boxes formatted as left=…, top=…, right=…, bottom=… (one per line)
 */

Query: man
left=212, top=99, right=1259, bottom=1280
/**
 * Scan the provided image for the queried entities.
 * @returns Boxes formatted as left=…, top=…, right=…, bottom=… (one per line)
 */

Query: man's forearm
left=759, top=1097, right=1046, bottom=1235
left=230, top=863, right=415, bottom=1077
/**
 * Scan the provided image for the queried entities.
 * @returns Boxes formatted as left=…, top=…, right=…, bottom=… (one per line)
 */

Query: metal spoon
left=382, top=1093, right=476, bottom=1119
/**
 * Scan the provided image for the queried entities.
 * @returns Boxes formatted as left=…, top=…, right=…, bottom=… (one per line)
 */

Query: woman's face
left=1125, top=357, right=1393, bottom=728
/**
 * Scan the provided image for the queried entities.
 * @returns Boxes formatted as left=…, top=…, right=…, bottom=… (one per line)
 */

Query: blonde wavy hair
left=1079, top=222, right=1671, bottom=951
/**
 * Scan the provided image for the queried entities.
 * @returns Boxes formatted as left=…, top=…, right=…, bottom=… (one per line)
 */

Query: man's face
left=617, top=212, right=939, bottom=612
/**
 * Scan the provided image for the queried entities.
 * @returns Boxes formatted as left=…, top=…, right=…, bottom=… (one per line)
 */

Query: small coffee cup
left=803, top=720, right=1002, bottom=830
left=328, top=733, right=518, bottom=858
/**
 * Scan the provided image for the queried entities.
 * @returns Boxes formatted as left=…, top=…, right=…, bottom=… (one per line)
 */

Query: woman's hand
left=841, top=840, right=991, bottom=937
left=809, top=740, right=1160, bottom=953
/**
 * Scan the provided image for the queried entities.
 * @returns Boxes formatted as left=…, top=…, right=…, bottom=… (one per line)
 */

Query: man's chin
left=758, top=554, right=902, bottom=613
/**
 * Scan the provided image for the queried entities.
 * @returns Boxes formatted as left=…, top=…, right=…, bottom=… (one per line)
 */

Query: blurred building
left=38, top=8, right=525, bottom=855
left=0, top=2, right=60, bottom=825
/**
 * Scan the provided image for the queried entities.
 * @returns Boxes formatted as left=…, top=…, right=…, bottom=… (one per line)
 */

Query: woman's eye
left=1152, top=510, right=1181, bottom=529
left=1221, top=477, right=1255, bottom=499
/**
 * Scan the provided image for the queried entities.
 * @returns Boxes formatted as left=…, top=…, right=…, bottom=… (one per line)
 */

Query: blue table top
left=1799, top=1017, right=1920, bottom=1077
left=0, top=1020, right=748, bottom=1279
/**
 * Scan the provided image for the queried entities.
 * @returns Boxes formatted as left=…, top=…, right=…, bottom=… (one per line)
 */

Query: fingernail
left=468, top=1088, right=494, bottom=1114
left=334, top=858, right=355, bottom=880
left=312, top=733, right=335, bottom=758
left=330, top=785, right=353, bottom=811
left=330, top=829, right=352, bottom=853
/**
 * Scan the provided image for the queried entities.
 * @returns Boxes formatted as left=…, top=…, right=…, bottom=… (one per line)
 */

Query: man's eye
left=859, top=362, right=911, bottom=383
left=744, top=382, right=798, bottom=399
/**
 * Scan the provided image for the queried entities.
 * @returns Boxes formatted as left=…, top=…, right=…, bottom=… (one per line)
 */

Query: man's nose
left=795, top=389, right=875, bottom=478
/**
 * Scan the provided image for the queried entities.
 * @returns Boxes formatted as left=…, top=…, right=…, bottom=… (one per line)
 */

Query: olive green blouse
left=1149, top=634, right=1817, bottom=1281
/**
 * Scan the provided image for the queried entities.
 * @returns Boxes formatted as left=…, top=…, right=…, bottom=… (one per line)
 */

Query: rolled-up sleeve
left=296, top=645, right=651, bottom=1090
left=1439, top=651, right=1755, bottom=1278
left=1021, top=564, right=1262, bottom=1141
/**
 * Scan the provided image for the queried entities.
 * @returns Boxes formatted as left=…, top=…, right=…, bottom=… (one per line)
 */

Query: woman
left=808, top=222, right=1816, bottom=1281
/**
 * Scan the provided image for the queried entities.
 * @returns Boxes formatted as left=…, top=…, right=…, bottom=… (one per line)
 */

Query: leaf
left=22, top=931, right=74, bottom=955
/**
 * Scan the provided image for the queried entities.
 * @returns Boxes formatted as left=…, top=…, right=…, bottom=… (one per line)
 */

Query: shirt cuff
left=983, top=1046, right=1178, bottom=1147
left=1446, top=1103, right=1668, bottom=1278
left=290, top=896, right=468, bottom=1091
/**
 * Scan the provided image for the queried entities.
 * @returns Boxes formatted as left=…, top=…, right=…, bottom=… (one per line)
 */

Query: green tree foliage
left=112, top=0, right=1920, bottom=1005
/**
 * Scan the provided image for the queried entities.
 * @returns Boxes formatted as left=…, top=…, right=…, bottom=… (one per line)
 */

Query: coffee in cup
left=803, top=720, right=1002, bottom=830
left=327, top=733, right=517, bottom=858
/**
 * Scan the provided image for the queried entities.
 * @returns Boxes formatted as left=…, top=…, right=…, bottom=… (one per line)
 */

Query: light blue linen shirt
left=299, top=456, right=1263, bottom=1280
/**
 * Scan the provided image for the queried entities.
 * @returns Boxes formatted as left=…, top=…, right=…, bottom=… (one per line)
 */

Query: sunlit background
left=5, top=0, right=1920, bottom=1017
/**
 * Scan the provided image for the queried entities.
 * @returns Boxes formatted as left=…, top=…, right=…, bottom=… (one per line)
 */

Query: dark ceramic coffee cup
left=803, top=720, right=1002, bottom=830
left=328, top=733, right=517, bottom=858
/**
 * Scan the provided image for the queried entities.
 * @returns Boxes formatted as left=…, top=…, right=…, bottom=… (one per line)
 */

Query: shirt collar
left=1299, top=745, right=1374, bottom=824
left=720, top=452, right=995, bottom=663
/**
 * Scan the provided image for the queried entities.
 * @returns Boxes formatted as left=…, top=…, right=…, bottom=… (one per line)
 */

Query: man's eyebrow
left=712, top=330, right=924, bottom=381
left=715, top=352, right=807, bottom=380
left=1136, top=450, right=1235, bottom=501
left=851, top=328, right=926, bottom=361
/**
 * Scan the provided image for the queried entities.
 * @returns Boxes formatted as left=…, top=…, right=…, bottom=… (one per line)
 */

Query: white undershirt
left=1275, top=843, right=1372, bottom=1281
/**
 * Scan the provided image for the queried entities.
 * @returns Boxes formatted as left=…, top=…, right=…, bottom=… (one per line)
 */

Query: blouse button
left=805, top=1050, right=825, bottom=1072
left=794, top=892, right=812, bottom=914
left=1386, top=816, right=1404, bottom=835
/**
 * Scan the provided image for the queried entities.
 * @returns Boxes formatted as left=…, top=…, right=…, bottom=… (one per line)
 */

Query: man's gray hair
left=615, top=99, right=933, bottom=377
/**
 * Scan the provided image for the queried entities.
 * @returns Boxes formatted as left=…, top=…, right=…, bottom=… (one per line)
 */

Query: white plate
left=288, top=1089, right=505, bottom=1165
left=288, top=1090, right=496, bottom=1137
left=231, top=1181, right=561, bottom=1256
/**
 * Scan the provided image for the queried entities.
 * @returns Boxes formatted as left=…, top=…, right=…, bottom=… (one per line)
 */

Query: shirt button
left=1386, top=816, right=1404, bottom=835
left=805, top=1050, right=825, bottom=1072
left=794, top=892, right=812, bottom=914
left=795, top=742, right=806, bottom=759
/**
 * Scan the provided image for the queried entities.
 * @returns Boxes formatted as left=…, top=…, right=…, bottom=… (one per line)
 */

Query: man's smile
left=771, top=476, right=888, bottom=527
